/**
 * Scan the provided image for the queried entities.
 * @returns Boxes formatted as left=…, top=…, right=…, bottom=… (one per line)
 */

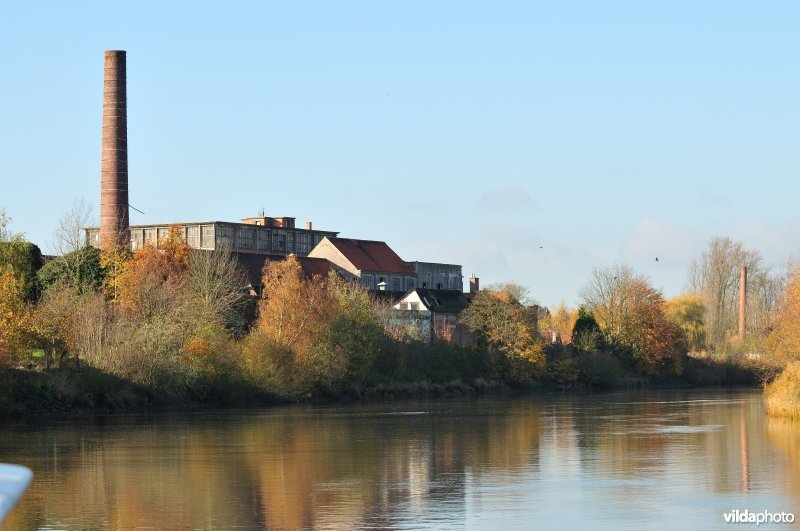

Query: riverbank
left=0, top=354, right=766, bottom=420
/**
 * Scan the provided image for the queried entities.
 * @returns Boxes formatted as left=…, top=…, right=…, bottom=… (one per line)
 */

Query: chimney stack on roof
left=100, top=50, right=130, bottom=250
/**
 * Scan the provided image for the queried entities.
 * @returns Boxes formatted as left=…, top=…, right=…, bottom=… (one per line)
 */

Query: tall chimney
left=739, top=266, right=747, bottom=341
left=100, top=50, right=129, bottom=250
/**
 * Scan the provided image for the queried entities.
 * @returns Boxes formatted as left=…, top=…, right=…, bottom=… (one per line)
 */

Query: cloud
left=622, top=217, right=701, bottom=265
left=734, top=218, right=800, bottom=265
left=476, top=187, right=534, bottom=210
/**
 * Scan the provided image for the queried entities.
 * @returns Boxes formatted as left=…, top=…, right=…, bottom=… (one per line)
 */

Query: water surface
left=1, top=389, right=798, bottom=529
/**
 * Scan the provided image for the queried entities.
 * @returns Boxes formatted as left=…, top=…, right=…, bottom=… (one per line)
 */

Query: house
left=393, top=288, right=475, bottom=347
left=308, top=237, right=416, bottom=291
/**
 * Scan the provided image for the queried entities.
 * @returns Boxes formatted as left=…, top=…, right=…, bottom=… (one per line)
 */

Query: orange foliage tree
left=767, top=269, right=800, bottom=365
left=257, top=256, right=334, bottom=357
left=117, top=226, right=191, bottom=317
left=581, top=264, right=686, bottom=374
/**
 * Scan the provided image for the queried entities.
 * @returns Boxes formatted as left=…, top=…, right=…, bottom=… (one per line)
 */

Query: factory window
left=200, top=225, right=215, bottom=249
left=186, top=226, right=200, bottom=248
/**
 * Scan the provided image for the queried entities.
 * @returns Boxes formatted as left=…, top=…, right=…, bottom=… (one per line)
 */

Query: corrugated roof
left=326, top=237, right=414, bottom=274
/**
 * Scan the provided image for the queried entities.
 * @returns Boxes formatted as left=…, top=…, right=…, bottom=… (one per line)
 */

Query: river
left=1, top=389, right=798, bottom=529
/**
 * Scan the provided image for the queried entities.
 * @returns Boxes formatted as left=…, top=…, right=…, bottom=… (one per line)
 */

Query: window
left=186, top=226, right=200, bottom=248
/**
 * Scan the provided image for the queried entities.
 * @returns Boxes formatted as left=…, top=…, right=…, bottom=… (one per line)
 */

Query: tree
left=39, top=199, right=102, bottom=293
left=0, top=269, right=34, bottom=362
left=326, top=276, right=381, bottom=383
left=664, top=294, right=706, bottom=352
left=117, top=227, right=190, bottom=317
left=0, top=208, right=14, bottom=242
left=52, top=198, right=92, bottom=255
left=460, top=286, right=544, bottom=384
left=767, top=268, right=800, bottom=365
left=258, top=256, right=334, bottom=356
left=37, top=246, right=104, bottom=294
left=0, top=240, right=44, bottom=301
left=546, top=302, right=578, bottom=344
left=570, top=307, right=603, bottom=352
left=184, top=249, right=248, bottom=333
left=687, top=237, right=778, bottom=351
left=580, top=264, right=685, bottom=374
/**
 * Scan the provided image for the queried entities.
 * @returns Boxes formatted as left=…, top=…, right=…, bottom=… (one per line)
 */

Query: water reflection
left=1, top=390, right=798, bottom=529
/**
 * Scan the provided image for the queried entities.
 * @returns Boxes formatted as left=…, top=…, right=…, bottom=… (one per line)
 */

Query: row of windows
left=90, top=225, right=328, bottom=255
left=361, top=275, right=416, bottom=291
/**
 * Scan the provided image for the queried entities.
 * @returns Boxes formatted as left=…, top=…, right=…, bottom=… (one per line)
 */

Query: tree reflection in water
left=1, top=391, right=797, bottom=529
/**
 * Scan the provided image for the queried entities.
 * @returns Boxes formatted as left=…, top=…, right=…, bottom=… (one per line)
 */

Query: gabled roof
left=403, top=289, right=470, bottom=314
left=325, top=237, right=414, bottom=274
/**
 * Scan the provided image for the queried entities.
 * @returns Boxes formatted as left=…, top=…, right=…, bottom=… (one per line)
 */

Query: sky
left=1, top=1, right=799, bottom=307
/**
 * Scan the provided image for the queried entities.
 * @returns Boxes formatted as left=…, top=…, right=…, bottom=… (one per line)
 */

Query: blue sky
left=1, top=2, right=798, bottom=307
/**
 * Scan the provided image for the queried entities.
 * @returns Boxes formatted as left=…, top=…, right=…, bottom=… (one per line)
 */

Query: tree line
left=1, top=205, right=798, bottom=410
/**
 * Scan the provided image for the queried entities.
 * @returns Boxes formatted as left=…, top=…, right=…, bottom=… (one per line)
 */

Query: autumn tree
left=545, top=302, right=578, bottom=344
left=580, top=264, right=685, bottom=374
left=767, top=268, right=800, bottom=365
left=0, top=240, right=44, bottom=301
left=117, top=227, right=191, bottom=317
left=257, top=256, right=334, bottom=356
left=0, top=269, right=35, bottom=363
left=664, top=294, right=706, bottom=353
left=460, top=284, right=544, bottom=384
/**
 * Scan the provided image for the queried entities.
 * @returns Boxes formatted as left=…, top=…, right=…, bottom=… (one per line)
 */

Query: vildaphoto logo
left=723, top=509, right=795, bottom=525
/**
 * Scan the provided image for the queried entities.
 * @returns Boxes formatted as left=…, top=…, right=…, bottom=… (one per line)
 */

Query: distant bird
left=539, top=246, right=543, bottom=249
left=655, top=257, right=659, bottom=262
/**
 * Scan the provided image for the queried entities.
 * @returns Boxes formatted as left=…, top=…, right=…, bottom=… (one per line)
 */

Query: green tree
left=571, top=307, right=603, bottom=352
left=0, top=240, right=44, bottom=301
left=37, top=246, right=104, bottom=294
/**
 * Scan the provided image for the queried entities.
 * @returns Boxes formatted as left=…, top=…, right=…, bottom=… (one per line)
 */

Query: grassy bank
left=764, top=363, right=800, bottom=419
left=0, top=353, right=766, bottom=420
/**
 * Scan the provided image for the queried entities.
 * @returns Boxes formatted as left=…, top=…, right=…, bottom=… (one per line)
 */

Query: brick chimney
left=739, top=266, right=747, bottom=341
left=469, top=275, right=479, bottom=296
left=100, top=50, right=130, bottom=250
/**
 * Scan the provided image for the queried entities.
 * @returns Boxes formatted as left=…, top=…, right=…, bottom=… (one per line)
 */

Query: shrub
left=764, top=362, right=800, bottom=419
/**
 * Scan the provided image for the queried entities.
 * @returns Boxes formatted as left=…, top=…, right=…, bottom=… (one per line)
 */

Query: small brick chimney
left=469, top=275, right=479, bottom=296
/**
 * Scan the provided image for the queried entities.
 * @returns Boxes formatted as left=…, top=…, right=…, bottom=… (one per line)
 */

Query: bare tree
left=0, top=208, right=22, bottom=242
left=52, top=198, right=92, bottom=255
left=579, top=263, right=645, bottom=341
left=687, top=237, right=777, bottom=351
left=184, top=249, right=249, bottom=332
